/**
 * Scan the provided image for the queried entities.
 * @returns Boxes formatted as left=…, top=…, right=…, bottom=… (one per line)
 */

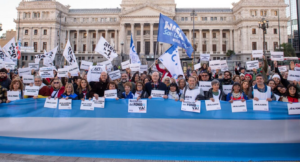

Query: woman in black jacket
left=134, top=81, right=149, bottom=100
left=204, top=79, right=226, bottom=101
left=76, top=78, right=92, bottom=100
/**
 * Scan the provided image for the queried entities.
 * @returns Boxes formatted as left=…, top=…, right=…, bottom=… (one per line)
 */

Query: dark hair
left=256, top=74, right=263, bottom=78
left=241, top=81, right=250, bottom=95
left=72, top=76, right=81, bottom=83
left=267, top=79, right=275, bottom=85
left=107, top=81, right=118, bottom=90
left=169, top=83, right=179, bottom=94
left=286, top=84, right=299, bottom=98
left=135, top=81, right=144, bottom=90
left=224, top=71, right=232, bottom=78
left=231, top=82, right=242, bottom=93
left=0, top=68, right=8, bottom=73
left=131, top=72, right=140, bottom=83
left=77, top=78, right=92, bottom=94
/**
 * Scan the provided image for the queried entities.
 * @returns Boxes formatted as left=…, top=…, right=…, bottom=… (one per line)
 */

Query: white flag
left=95, top=37, right=118, bottom=61
left=158, top=45, right=183, bottom=79
left=63, top=40, right=77, bottom=65
left=34, top=55, right=41, bottom=64
left=129, top=35, right=141, bottom=64
left=3, top=38, right=17, bottom=59
left=43, top=46, right=58, bottom=67
left=0, top=46, right=5, bottom=61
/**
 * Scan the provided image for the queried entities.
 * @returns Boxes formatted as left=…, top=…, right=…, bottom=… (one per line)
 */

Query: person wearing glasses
left=162, top=76, right=171, bottom=88
left=48, top=78, right=65, bottom=99
left=216, top=71, right=234, bottom=90
left=24, top=75, right=51, bottom=99
left=6, top=79, right=24, bottom=103
left=134, top=81, right=149, bottom=100
left=248, top=74, right=276, bottom=101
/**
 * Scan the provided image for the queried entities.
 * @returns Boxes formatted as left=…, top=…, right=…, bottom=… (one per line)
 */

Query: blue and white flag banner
left=0, top=99, right=299, bottom=161
left=129, top=35, right=141, bottom=64
left=159, top=45, right=183, bottom=79
left=157, top=14, right=194, bottom=57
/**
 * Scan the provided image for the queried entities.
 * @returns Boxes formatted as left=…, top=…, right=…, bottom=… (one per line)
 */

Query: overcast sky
left=0, top=0, right=239, bottom=36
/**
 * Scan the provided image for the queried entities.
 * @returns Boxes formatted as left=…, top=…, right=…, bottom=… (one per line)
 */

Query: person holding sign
left=91, top=72, right=110, bottom=98
left=0, top=68, right=11, bottom=89
left=248, top=74, right=276, bottom=101
left=155, top=60, right=172, bottom=81
left=145, top=72, right=168, bottom=99
left=204, top=80, right=226, bottom=101
left=0, top=85, right=7, bottom=104
left=134, top=81, right=149, bottom=100
left=104, top=82, right=119, bottom=100
left=180, top=76, right=200, bottom=102
left=76, top=79, right=92, bottom=100
left=120, top=82, right=134, bottom=99
left=226, top=83, right=248, bottom=102
left=118, top=73, right=136, bottom=95
left=168, top=83, right=180, bottom=101
left=24, top=75, right=50, bottom=99
left=177, top=78, right=187, bottom=95
left=274, top=61, right=293, bottom=88
left=279, top=84, right=300, bottom=103
left=60, top=83, right=78, bottom=100
left=6, top=80, right=24, bottom=103
left=256, top=56, right=269, bottom=83
left=48, top=78, right=64, bottom=99
left=217, top=71, right=234, bottom=90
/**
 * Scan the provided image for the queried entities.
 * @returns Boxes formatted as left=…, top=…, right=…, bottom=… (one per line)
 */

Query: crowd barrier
left=0, top=99, right=299, bottom=161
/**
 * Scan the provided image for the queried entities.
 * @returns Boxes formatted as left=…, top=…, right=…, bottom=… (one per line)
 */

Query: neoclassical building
left=15, top=0, right=289, bottom=67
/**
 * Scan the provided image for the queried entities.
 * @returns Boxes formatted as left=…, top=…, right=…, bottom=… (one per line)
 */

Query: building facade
left=15, top=0, right=289, bottom=67
left=0, top=30, right=16, bottom=47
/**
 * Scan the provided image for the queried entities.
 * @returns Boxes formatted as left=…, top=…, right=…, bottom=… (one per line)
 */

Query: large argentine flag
left=159, top=45, right=183, bottom=79
left=129, top=35, right=141, bottom=64
left=157, top=14, right=194, bottom=57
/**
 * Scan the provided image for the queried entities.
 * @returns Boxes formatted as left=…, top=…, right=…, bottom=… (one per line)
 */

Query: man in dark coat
left=145, top=72, right=168, bottom=99
left=0, top=68, right=11, bottom=89
left=91, top=72, right=110, bottom=98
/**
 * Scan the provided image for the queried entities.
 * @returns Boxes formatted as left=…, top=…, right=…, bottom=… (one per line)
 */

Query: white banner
left=68, top=64, right=79, bottom=76
left=4, top=62, right=15, bottom=69
left=3, top=38, right=17, bottom=59
left=200, top=54, right=210, bottom=62
left=295, top=67, right=300, bottom=71
left=288, top=103, right=300, bottom=115
left=209, top=60, right=221, bottom=70
left=181, top=101, right=201, bottom=113
left=252, top=50, right=263, bottom=58
left=194, top=63, right=201, bottom=70
left=128, top=99, right=147, bottom=113
left=18, top=68, right=31, bottom=77
left=231, top=101, right=247, bottom=113
left=63, top=40, right=77, bottom=65
left=140, top=65, right=148, bottom=73
left=220, top=60, right=228, bottom=72
left=121, top=60, right=130, bottom=69
left=0, top=61, right=3, bottom=68
left=205, top=100, right=221, bottom=111
left=199, top=81, right=212, bottom=91
left=57, top=68, right=69, bottom=78
left=59, top=99, right=72, bottom=110
left=97, top=60, right=113, bottom=72
left=39, top=67, right=54, bottom=78
left=80, top=61, right=93, bottom=70
left=130, top=64, right=140, bottom=72
left=44, top=98, right=58, bottom=109
left=7, top=91, right=20, bottom=101
left=108, top=70, right=121, bottom=81
left=95, top=37, right=118, bottom=62
left=287, top=70, right=300, bottom=81
left=22, top=75, right=34, bottom=84
left=253, top=100, right=269, bottom=111
left=271, top=52, right=284, bottom=61
left=28, top=63, right=39, bottom=71
left=93, top=97, right=105, bottom=108
left=278, top=66, right=288, bottom=72
left=151, top=90, right=165, bottom=98
left=222, top=85, right=233, bottom=95
left=24, top=86, right=39, bottom=96
left=87, top=66, right=106, bottom=82
left=80, top=100, right=95, bottom=111
left=246, top=60, right=259, bottom=70
left=104, top=89, right=118, bottom=99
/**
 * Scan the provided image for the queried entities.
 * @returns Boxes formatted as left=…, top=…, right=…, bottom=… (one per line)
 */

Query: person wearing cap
left=248, top=74, right=276, bottom=101
left=240, top=73, right=245, bottom=81
left=226, top=82, right=248, bottom=102
left=273, top=61, right=291, bottom=88
left=0, top=68, right=11, bottom=89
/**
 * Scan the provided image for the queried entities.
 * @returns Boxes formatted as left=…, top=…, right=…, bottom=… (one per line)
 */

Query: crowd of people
left=0, top=56, right=299, bottom=105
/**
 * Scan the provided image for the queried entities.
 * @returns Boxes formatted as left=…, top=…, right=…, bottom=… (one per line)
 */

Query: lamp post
left=121, top=42, right=124, bottom=62
left=190, top=10, right=197, bottom=67
left=258, top=18, right=269, bottom=56
left=160, top=43, right=163, bottom=55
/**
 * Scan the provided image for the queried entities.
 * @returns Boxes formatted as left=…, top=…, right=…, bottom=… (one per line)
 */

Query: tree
left=226, top=50, right=235, bottom=57
left=276, top=43, right=296, bottom=57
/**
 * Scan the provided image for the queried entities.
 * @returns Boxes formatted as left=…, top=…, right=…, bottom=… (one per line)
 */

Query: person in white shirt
left=248, top=74, right=276, bottom=101
left=180, top=76, right=199, bottom=102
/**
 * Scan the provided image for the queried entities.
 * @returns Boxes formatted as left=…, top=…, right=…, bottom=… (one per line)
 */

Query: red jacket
left=156, top=64, right=172, bottom=80
left=50, top=86, right=65, bottom=98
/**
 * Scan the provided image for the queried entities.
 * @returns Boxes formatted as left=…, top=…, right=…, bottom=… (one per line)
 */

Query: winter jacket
left=90, top=80, right=109, bottom=97
left=50, top=87, right=65, bottom=98
left=145, top=81, right=168, bottom=96
left=156, top=64, right=172, bottom=80
left=0, top=77, right=11, bottom=90
left=117, top=82, right=136, bottom=94
left=204, top=88, right=226, bottom=101
left=120, top=91, right=134, bottom=99
left=60, top=93, right=79, bottom=100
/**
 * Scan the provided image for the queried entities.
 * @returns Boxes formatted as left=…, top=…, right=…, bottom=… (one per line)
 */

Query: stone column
left=219, top=29, right=223, bottom=54
left=115, top=30, right=118, bottom=51
left=30, top=27, right=33, bottom=47
left=209, top=29, right=212, bottom=54
left=86, top=30, right=89, bottom=54
left=150, top=23, right=154, bottom=55
left=189, top=29, right=192, bottom=42
left=119, top=23, right=125, bottom=54
left=198, top=29, right=202, bottom=53
left=105, top=30, right=108, bottom=40
left=96, top=30, right=99, bottom=43
left=68, top=30, right=70, bottom=40
left=76, top=30, right=79, bottom=54
left=248, top=26, right=251, bottom=51
left=39, top=27, right=42, bottom=52
left=140, top=23, right=144, bottom=55
left=230, top=29, right=233, bottom=50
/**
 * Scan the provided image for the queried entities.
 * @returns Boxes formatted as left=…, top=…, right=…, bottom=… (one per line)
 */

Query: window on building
left=102, top=33, right=106, bottom=38
left=222, top=44, right=226, bottom=53
left=274, top=10, right=278, bottom=16
left=137, top=41, right=141, bottom=54
left=153, top=41, right=157, bottom=54
left=34, top=29, right=38, bottom=35
left=193, top=33, right=197, bottom=38
left=93, top=33, right=96, bottom=38
left=95, top=18, right=98, bottom=22
left=274, top=42, right=278, bottom=51
left=25, top=56, right=28, bottom=60
left=203, top=33, right=206, bottom=38
left=74, top=18, right=77, bottom=22
left=213, top=33, right=216, bottom=38
left=74, top=45, right=77, bottom=51
left=144, top=30, right=150, bottom=35
left=34, top=42, right=37, bottom=52
left=25, top=30, right=28, bottom=35
left=252, top=28, right=256, bottom=34
left=24, top=42, right=28, bottom=47
left=92, top=44, right=96, bottom=52
left=252, top=42, right=257, bottom=50
left=127, top=30, right=131, bottom=36
left=211, top=17, right=214, bottom=21
left=83, top=44, right=86, bottom=52
left=274, top=28, right=278, bottom=34
left=222, top=33, right=226, bottom=38
left=137, top=30, right=141, bottom=36
left=153, top=30, right=158, bottom=35
left=111, top=33, right=115, bottom=38
left=31, top=56, right=34, bottom=60
left=83, top=33, right=87, bottom=38
left=43, top=30, right=47, bottom=35
left=74, top=33, right=77, bottom=38
left=260, top=10, right=267, bottom=16
left=212, top=44, right=217, bottom=52
left=202, top=17, right=207, bottom=21
left=82, top=57, right=85, bottom=60
left=43, top=42, right=47, bottom=50
left=57, top=31, right=59, bottom=36
left=185, top=17, right=188, bottom=21
left=191, top=17, right=198, bottom=21
left=181, top=17, right=184, bottom=21
left=202, top=44, right=207, bottom=53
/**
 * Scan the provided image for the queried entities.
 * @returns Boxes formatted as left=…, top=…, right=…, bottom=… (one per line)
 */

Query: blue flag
left=157, top=13, right=194, bottom=58
left=129, top=35, right=141, bottom=64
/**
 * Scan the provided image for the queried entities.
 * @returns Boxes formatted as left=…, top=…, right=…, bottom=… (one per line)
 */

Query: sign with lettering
left=128, top=99, right=147, bottom=113
left=68, top=64, right=79, bottom=76
left=80, top=100, right=95, bottom=111
left=222, top=85, right=233, bottom=95
left=57, top=68, right=68, bottom=78
left=121, top=60, right=130, bottom=69
left=59, top=99, right=72, bottom=110
left=44, top=98, right=58, bottom=109
left=108, top=70, right=121, bottom=81
left=231, top=100, right=247, bottom=113
left=18, top=68, right=31, bottom=77
left=220, top=60, right=228, bottom=72
left=7, top=91, right=20, bottom=101
left=199, top=81, right=212, bottom=91
left=80, top=60, right=93, bottom=70
left=22, top=75, right=34, bottom=84
left=209, top=60, right=221, bottom=70
left=246, top=60, right=259, bottom=70
left=205, top=100, right=221, bottom=111
left=278, top=66, right=288, bottom=72
left=200, top=54, right=210, bottom=62
left=87, top=65, right=106, bottom=82
left=130, top=64, right=140, bottom=72
left=24, top=86, right=39, bottom=96
left=295, top=67, right=300, bottom=71
left=194, top=63, right=201, bottom=70
left=287, top=103, right=300, bottom=115
left=252, top=50, right=263, bottom=58
left=95, top=37, right=118, bottom=61
left=140, top=65, right=148, bottom=73
left=97, top=60, right=113, bottom=72
left=28, top=63, right=39, bottom=71
left=287, top=70, right=300, bottom=81
left=151, top=90, right=165, bottom=98
left=181, top=101, right=201, bottom=113
left=271, top=51, right=284, bottom=61
left=253, top=100, right=269, bottom=111
left=39, top=67, right=54, bottom=78
left=93, top=97, right=105, bottom=108
left=4, top=62, right=15, bottom=69
left=104, top=89, right=118, bottom=99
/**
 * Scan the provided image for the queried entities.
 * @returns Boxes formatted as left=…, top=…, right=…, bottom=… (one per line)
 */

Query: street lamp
left=121, top=42, right=124, bottom=62
left=258, top=18, right=269, bottom=55
left=160, top=43, right=163, bottom=55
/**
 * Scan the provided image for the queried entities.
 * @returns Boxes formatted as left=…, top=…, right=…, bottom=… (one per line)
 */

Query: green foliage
left=276, top=43, right=296, bottom=57
left=226, top=50, right=235, bottom=57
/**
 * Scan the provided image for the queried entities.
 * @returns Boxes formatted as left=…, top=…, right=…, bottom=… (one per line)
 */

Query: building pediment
left=120, top=3, right=175, bottom=17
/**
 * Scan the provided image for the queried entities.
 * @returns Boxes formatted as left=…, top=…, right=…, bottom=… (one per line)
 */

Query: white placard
left=57, top=68, right=68, bottom=77
left=222, top=85, right=233, bottom=95
left=252, top=50, right=263, bottom=58
left=80, top=100, right=95, bottom=111
left=4, top=62, right=15, bottom=69
left=44, top=98, right=58, bottom=109
left=278, top=66, right=288, bottom=72
left=220, top=60, right=228, bottom=72
left=194, top=63, right=201, bottom=70
left=0, top=61, right=3, bottom=68
left=287, top=70, right=300, bottom=81
left=181, top=101, right=201, bottom=113
left=130, top=64, right=140, bottom=72
left=151, top=90, right=165, bottom=98
left=253, top=100, right=269, bottom=111
left=246, top=60, right=259, bottom=70
left=22, top=75, right=34, bottom=84
left=140, top=65, right=148, bottom=73
left=97, top=60, right=113, bottom=72
left=68, top=64, right=79, bottom=76
left=271, top=52, right=284, bottom=61
left=295, top=67, right=300, bottom=71
left=24, top=86, right=39, bottom=96
left=93, top=97, right=105, bottom=108
left=87, top=65, right=106, bottom=82
left=205, top=100, right=221, bottom=111
left=209, top=60, right=221, bottom=70
left=104, top=89, right=118, bottom=98
left=121, top=60, right=130, bottom=69
left=200, top=54, right=210, bottom=62
left=59, top=99, right=72, bottom=110
left=108, top=70, right=121, bottom=81
left=128, top=99, right=147, bottom=113
left=80, top=60, right=93, bottom=70
left=7, top=91, right=20, bottom=101
left=39, top=67, right=54, bottom=78
left=28, top=63, right=39, bottom=71
left=288, top=103, right=300, bottom=115
left=231, top=101, right=247, bottom=112
left=18, top=68, right=31, bottom=77
left=199, top=81, right=212, bottom=91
